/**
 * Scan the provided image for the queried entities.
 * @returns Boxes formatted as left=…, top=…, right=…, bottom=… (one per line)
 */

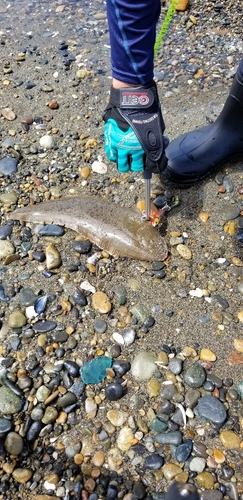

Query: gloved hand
left=103, top=81, right=167, bottom=173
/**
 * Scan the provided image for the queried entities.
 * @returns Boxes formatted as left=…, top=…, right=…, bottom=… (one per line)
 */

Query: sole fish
left=8, top=196, right=167, bottom=261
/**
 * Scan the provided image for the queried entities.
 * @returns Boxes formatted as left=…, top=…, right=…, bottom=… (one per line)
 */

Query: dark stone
left=144, top=454, right=164, bottom=470
left=112, top=360, right=131, bottom=377
left=94, top=318, right=107, bottom=334
left=105, top=382, right=124, bottom=401
left=175, top=439, right=193, bottom=462
left=57, top=392, right=77, bottom=408
left=0, top=224, right=12, bottom=240
left=38, top=224, right=64, bottom=236
left=32, top=251, right=46, bottom=262
left=106, top=485, right=118, bottom=500
left=184, top=363, right=206, bottom=388
left=72, top=240, right=92, bottom=254
left=0, top=157, right=18, bottom=175
left=198, top=395, right=227, bottom=426
left=155, top=431, right=182, bottom=446
left=33, top=320, right=57, bottom=333
left=133, top=481, right=147, bottom=499
left=72, top=289, right=87, bottom=306
left=26, top=421, right=43, bottom=441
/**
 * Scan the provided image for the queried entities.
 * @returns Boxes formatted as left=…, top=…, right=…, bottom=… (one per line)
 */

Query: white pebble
left=80, top=280, right=96, bottom=293
left=112, top=332, right=124, bottom=345
left=189, top=457, right=206, bottom=473
left=92, top=160, right=107, bottom=174
left=186, top=408, right=194, bottom=418
left=25, top=306, right=38, bottom=319
left=39, top=135, right=55, bottom=149
left=189, top=288, right=204, bottom=298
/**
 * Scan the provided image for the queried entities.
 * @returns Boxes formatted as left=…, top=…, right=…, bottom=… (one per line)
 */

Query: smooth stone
left=57, top=392, right=77, bottom=408
left=133, top=481, right=146, bottom=499
left=220, top=430, right=241, bottom=448
left=144, top=454, right=164, bottom=470
left=38, top=224, right=64, bottom=236
left=220, top=203, right=240, bottom=221
left=201, top=491, right=223, bottom=500
left=72, top=289, right=87, bottom=307
left=0, top=157, right=18, bottom=175
left=192, top=441, right=207, bottom=459
left=105, top=382, right=124, bottom=401
left=195, top=472, right=215, bottom=489
left=235, top=380, right=243, bottom=398
left=94, top=318, right=107, bottom=333
left=36, top=385, right=51, bottom=402
left=169, top=358, right=183, bottom=374
left=4, top=432, right=24, bottom=455
left=73, top=240, right=92, bottom=254
left=184, top=363, right=206, bottom=388
left=206, top=373, right=223, bottom=388
left=46, top=243, right=62, bottom=270
left=107, top=410, right=127, bottom=427
left=176, top=244, right=192, bottom=260
left=189, top=457, right=206, bottom=472
left=19, top=288, right=38, bottom=307
left=114, top=284, right=127, bottom=305
left=151, top=418, right=168, bottom=433
left=52, top=331, right=68, bottom=343
left=39, top=135, right=55, bottom=149
left=117, top=426, right=134, bottom=451
left=80, top=356, right=112, bottom=384
left=130, top=303, right=148, bottom=322
left=0, top=386, right=22, bottom=414
left=91, top=291, right=112, bottom=314
left=155, top=431, right=182, bottom=446
left=160, top=383, right=177, bottom=400
left=147, top=378, right=160, bottom=397
left=33, top=321, right=57, bottom=333
left=31, top=407, right=44, bottom=421
left=8, top=309, right=26, bottom=328
left=0, top=224, right=13, bottom=239
left=112, top=360, right=131, bottom=377
left=92, top=450, right=105, bottom=467
left=69, top=381, right=85, bottom=397
left=0, top=239, right=15, bottom=258
left=198, top=395, right=227, bottom=426
left=0, top=418, right=12, bottom=435
left=185, top=388, right=201, bottom=408
left=42, top=407, right=58, bottom=424
left=175, top=439, right=193, bottom=462
left=12, top=468, right=33, bottom=484
left=131, top=352, right=157, bottom=381
left=85, top=398, right=97, bottom=418
left=163, top=463, right=183, bottom=480
left=0, top=285, right=10, bottom=302
left=200, top=348, right=216, bottom=362
left=0, top=192, right=17, bottom=204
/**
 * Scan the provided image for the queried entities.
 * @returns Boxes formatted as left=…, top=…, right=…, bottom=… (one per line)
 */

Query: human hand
left=103, top=81, right=166, bottom=174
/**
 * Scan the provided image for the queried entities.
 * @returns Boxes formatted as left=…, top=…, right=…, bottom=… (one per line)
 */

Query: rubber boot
left=161, top=58, right=243, bottom=185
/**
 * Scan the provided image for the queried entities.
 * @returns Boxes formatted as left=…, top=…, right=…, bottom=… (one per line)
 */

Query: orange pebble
left=214, top=449, right=225, bottom=464
left=48, top=100, right=59, bottom=109
left=198, top=211, right=209, bottom=222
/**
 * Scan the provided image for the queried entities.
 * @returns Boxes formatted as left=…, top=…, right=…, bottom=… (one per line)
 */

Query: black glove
left=103, top=80, right=168, bottom=173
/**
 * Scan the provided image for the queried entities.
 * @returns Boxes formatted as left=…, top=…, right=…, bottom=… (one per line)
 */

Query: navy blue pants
left=106, top=0, right=161, bottom=84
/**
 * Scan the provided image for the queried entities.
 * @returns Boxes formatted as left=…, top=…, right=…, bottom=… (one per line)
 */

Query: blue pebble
left=175, top=439, right=193, bottom=462
left=0, top=157, right=18, bottom=176
left=0, top=285, right=9, bottom=302
left=80, top=356, right=112, bottom=384
left=38, top=224, right=65, bottom=236
left=0, top=224, right=13, bottom=240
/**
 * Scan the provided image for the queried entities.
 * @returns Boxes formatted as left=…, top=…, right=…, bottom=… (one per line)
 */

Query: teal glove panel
left=104, top=118, right=144, bottom=172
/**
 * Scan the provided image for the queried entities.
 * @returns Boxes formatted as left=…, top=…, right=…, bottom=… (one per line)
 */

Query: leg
left=161, top=58, right=243, bottom=185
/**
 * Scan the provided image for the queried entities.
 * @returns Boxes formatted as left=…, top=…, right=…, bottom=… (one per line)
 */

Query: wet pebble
left=184, top=363, right=206, bottom=388
left=73, top=239, right=92, bottom=254
left=105, top=382, right=124, bottom=401
left=33, top=320, right=57, bottom=333
left=144, top=454, right=164, bottom=470
left=197, top=395, right=227, bottom=426
left=38, top=224, right=64, bottom=236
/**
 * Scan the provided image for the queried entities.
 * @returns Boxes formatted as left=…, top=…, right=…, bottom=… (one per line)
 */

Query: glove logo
left=121, top=91, right=149, bottom=107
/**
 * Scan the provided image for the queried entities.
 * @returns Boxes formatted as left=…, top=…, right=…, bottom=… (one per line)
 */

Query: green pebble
left=130, top=303, right=148, bottom=322
left=151, top=418, right=168, bottom=433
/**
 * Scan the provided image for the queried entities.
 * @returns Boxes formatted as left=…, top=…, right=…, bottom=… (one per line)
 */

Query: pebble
left=73, top=239, right=92, bottom=254
left=4, top=432, right=24, bottom=454
left=184, top=363, right=206, bottom=388
left=105, top=382, right=124, bottom=401
left=38, top=224, right=64, bottom=236
left=220, top=430, right=241, bottom=448
left=91, top=291, right=112, bottom=314
left=39, top=135, right=55, bottom=149
left=200, top=348, right=216, bottom=361
left=107, top=410, right=128, bottom=426
left=131, top=352, right=157, bottom=381
left=8, top=309, right=27, bottom=328
left=94, top=318, right=107, bottom=333
left=12, top=468, right=33, bottom=484
left=0, top=386, right=22, bottom=414
left=176, top=243, right=192, bottom=260
left=189, top=457, right=206, bottom=472
left=155, top=431, right=182, bottom=446
left=0, top=239, right=15, bottom=258
left=163, top=463, right=183, bottom=480
left=33, top=320, right=57, bottom=333
left=80, top=356, right=112, bottom=384
left=92, top=160, right=107, bottom=173
left=175, top=439, right=193, bottom=462
left=117, top=426, right=134, bottom=451
left=144, top=454, right=164, bottom=470
left=45, top=243, right=62, bottom=270
left=197, top=395, right=227, bottom=426
left=195, top=471, right=215, bottom=489
left=1, top=107, right=16, bottom=120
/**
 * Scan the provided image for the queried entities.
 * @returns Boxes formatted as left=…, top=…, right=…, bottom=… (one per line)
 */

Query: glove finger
left=104, top=122, right=118, bottom=162
left=117, top=150, right=130, bottom=172
left=130, top=150, right=145, bottom=172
